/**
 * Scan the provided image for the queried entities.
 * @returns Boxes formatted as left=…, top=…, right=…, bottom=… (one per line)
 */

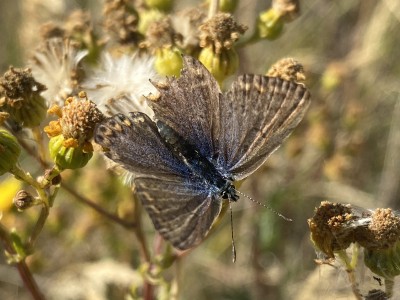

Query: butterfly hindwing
left=95, top=111, right=223, bottom=250
left=135, top=176, right=222, bottom=250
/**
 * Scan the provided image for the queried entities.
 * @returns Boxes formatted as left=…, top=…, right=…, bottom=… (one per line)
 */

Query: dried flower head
left=357, top=208, right=400, bottom=250
left=103, top=0, right=142, bottom=45
left=140, top=16, right=180, bottom=51
left=82, top=52, right=159, bottom=116
left=63, top=10, right=93, bottom=39
left=40, top=10, right=92, bottom=42
left=199, top=13, right=247, bottom=54
left=0, top=67, right=46, bottom=108
left=0, top=67, right=47, bottom=127
left=308, top=201, right=357, bottom=258
left=30, top=38, right=88, bottom=106
left=358, top=209, right=400, bottom=280
left=171, top=7, right=206, bottom=54
left=267, top=58, right=306, bottom=82
left=40, top=23, right=66, bottom=40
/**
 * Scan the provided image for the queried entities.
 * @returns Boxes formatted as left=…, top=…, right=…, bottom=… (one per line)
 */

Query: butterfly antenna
left=236, top=190, right=292, bottom=222
left=229, top=199, right=237, bottom=263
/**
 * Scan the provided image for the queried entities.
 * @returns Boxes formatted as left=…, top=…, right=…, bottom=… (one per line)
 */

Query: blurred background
left=0, top=0, right=400, bottom=299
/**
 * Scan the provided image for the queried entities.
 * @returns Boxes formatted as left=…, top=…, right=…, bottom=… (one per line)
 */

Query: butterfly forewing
left=135, top=176, right=222, bottom=250
left=148, top=56, right=221, bottom=159
left=95, top=112, right=192, bottom=178
left=217, top=75, right=311, bottom=180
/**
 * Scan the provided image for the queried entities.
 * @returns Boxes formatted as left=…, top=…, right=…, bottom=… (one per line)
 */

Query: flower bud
left=364, top=241, right=400, bottom=278
left=138, top=10, right=165, bottom=36
left=49, top=134, right=93, bottom=170
left=144, top=0, right=173, bottom=12
left=256, top=9, right=284, bottom=40
left=13, top=190, right=36, bottom=211
left=364, top=242, right=400, bottom=279
left=154, top=47, right=183, bottom=77
left=0, top=129, right=21, bottom=176
left=44, top=168, right=62, bottom=186
left=199, top=47, right=238, bottom=85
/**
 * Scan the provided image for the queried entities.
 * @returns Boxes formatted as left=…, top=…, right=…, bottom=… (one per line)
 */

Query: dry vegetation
left=0, top=0, right=400, bottom=299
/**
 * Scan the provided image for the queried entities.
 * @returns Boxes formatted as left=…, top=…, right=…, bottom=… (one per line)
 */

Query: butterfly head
left=221, top=182, right=239, bottom=202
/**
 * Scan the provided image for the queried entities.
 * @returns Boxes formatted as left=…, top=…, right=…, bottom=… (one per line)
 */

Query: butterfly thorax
left=156, top=120, right=239, bottom=201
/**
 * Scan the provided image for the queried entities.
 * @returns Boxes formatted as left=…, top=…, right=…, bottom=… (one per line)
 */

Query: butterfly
left=94, top=55, right=311, bottom=255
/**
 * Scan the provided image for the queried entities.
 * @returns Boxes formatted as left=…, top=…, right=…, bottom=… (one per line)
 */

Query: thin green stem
left=337, top=247, right=362, bottom=300
left=10, top=164, right=51, bottom=250
left=26, top=205, right=50, bottom=251
left=10, top=164, right=42, bottom=191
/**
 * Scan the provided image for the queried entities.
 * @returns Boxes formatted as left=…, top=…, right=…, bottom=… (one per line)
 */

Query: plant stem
left=132, top=195, right=154, bottom=300
left=27, top=205, right=49, bottom=251
left=5, top=124, right=48, bottom=169
left=337, top=248, right=362, bottom=300
left=133, top=195, right=151, bottom=262
left=32, top=127, right=46, bottom=164
left=11, top=164, right=41, bottom=190
left=62, top=183, right=137, bottom=229
left=208, top=0, right=219, bottom=19
left=0, top=224, right=45, bottom=300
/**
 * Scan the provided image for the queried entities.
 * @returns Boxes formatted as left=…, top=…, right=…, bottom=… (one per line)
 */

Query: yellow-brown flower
left=45, top=92, right=104, bottom=169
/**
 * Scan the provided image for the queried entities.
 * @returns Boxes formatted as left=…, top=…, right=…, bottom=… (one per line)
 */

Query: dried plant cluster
left=0, top=0, right=400, bottom=299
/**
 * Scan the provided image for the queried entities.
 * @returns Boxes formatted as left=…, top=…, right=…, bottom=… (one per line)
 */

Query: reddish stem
left=16, top=260, right=46, bottom=300
left=0, top=224, right=45, bottom=300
